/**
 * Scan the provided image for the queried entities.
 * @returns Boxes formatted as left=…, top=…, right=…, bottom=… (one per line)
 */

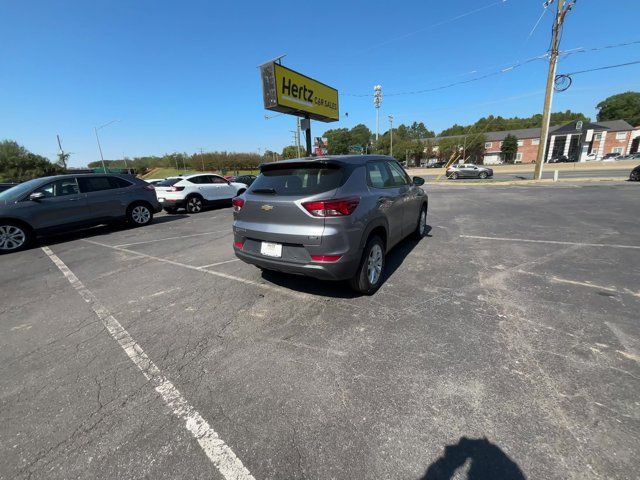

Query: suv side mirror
left=29, top=192, right=45, bottom=201
left=412, top=176, right=425, bottom=186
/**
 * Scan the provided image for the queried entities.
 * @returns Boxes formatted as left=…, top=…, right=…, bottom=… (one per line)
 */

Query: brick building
left=430, top=119, right=638, bottom=164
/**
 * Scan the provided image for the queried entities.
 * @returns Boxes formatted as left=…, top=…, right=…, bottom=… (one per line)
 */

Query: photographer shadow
left=421, top=437, right=526, bottom=480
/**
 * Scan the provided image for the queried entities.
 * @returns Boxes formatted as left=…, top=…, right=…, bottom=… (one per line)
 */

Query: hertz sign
left=260, top=62, right=339, bottom=122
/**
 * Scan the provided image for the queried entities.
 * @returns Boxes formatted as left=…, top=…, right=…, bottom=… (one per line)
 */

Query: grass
left=142, top=167, right=260, bottom=179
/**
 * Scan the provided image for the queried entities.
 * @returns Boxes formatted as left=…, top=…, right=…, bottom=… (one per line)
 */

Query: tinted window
left=366, top=161, right=393, bottom=188
left=211, top=176, right=227, bottom=184
left=109, top=177, right=132, bottom=189
left=78, top=177, right=114, bottom=193
left=387, top=162, right=409, bottom=187
left=156, top=178, right=182, bottom=186
left=188, top=176, right=207, bottom=184
left=33, top=178, right=79, bottom=197
left=251, top=164, right=343, bottom=196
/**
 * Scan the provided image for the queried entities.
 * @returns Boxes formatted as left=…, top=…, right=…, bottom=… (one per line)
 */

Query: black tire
left=349, top=235, right=385, bottom=295
left=185, top=195, right=204, bottom=213
left=412, top=204, right=429, bottom=240
left=452, top=172, right=459, bottom=180
left=127, top=203, right=153, bottom=226
left=479, top=171, right=488, bottom=179
left=0, top=221, right=33, bottom=253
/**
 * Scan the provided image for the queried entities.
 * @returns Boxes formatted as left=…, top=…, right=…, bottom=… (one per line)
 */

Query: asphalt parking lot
left=1, top=182, right=639, bottom=480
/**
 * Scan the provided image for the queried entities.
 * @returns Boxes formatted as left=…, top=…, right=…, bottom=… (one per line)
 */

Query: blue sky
left=2, top=0, right=639, bottom=167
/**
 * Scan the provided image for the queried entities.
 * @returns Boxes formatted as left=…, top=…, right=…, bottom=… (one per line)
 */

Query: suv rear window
left=156, top=178, right=182, bottom=186
left=251, top=164, right=343, bottom=196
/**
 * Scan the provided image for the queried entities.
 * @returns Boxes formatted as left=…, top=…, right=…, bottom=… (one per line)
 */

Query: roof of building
left=427, top=119, right=634, bottom=144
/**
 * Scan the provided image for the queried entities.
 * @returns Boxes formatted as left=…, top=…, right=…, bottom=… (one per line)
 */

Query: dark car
left=0, top=174, right=161, bottom=253
left=0, top=183, right=18, bottom=193
left=445, top=164, right=493, bottom=179
left=232, top=155, right=428, bottom=294
left=229, top=174, right=257, bottom=186
left=602, top=152, right=621, bottom=161
left=630, top=165, right=640, bottom=181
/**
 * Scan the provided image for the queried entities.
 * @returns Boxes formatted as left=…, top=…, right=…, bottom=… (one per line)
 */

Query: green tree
left=501, top=134, right=519, bottom=164
left=597, top=91, right=640, bottom=126
left=323, top=128, right=351, bottom=155
left=282, top=145, right=300, bottom=159
left=0, top=140, right=62, bottom=181
left=349, top=124, right=372, bottom=151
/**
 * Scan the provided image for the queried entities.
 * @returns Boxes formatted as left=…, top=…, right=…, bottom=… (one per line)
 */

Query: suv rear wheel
left=127, top=203, right=153, bottom=226
left=0, top=222, right=32, bottom=253
left=186, top=195, right=203, bottom=213
left=349, top=235, right=385, bottom=295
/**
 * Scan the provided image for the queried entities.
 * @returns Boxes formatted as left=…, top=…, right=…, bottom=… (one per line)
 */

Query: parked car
left=154, top=173, right=248, bottom=213
left=232, top=155, right=428, bottom=294
left=548, top=155, right=577, bottom=163
left=446, top=164, right=493, bottom=179
left=0, top=183, right=18, bottom=193
left=423, top=159, right=446, bottom=168
left=0, top=174, right=161, bottom=253
left=229, top=174, right=257, bottom=186
left=630, top=165, right=640, bottom=181
left=602, top=152, right=621, bottom=161
left=144, top=178, right=166, bottom=186
left=618, top=153, right=640, bottom=161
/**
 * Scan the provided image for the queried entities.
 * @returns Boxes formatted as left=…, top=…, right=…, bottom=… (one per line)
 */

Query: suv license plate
left=260, top=242, right=282, bottom=258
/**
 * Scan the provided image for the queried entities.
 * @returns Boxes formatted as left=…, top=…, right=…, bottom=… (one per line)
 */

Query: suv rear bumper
left=159, top=198, right=186, bottom=209
left=234, top=247, right=361, bottom=281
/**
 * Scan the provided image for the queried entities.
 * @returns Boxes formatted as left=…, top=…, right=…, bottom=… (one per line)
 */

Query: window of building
left=612, top=147, right=623, bottom=154
left=531, top=138, right=540, bottom=145
left=484, top=142, right=492, bottom=149
left=593, top=133, right=602, bottom=141
left=517, top=140, right=524, bottom=147
left=616, top=132, right=627, bottom=140
left=515, top=153, right=523, bottom=162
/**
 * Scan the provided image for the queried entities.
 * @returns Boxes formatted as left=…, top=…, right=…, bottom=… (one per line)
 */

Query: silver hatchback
left=232, top=155, right=428, bottom=294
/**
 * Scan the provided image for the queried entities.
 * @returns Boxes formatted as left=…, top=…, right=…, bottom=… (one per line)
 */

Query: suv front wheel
left=349, top=235, right=385, bottom=295
left=0, top=222, right=33, bottom=253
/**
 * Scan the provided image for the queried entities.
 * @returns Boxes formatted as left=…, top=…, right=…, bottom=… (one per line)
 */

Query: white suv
left=154, top=173, right=248, bottom=213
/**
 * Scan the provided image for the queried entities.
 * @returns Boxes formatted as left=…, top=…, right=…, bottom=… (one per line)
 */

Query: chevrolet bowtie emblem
left=261, top=205, right=274, bottom=211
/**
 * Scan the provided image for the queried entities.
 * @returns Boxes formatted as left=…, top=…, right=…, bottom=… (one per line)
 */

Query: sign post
left=260, top=60, right=339, bottom=157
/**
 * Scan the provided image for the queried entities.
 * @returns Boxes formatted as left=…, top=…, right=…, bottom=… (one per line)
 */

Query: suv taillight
left=232, top=197, right=245, bottom=212
left=169, top=186, right=185, bottom=192
left=302, top=197, right=360, bottom=217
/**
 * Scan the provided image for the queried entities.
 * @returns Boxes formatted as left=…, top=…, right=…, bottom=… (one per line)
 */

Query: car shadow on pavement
left=420, top=437, right=526, bottom=480
left=260, top=225, right=432, bottom=298
left=37, top=214, right=190, bottom=247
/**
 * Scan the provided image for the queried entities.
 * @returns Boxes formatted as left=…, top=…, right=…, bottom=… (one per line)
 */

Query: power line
left=561, top=59, right=640, bottom=77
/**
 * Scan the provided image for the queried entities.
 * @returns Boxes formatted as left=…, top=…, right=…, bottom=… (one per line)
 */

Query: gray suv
left=0, top=174, right=161, bottom=253
left=232, top=155, right=428, bottom=294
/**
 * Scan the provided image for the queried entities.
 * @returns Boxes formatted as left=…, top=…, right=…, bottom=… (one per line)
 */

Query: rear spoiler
left=259, top=160, right=342, bottom=173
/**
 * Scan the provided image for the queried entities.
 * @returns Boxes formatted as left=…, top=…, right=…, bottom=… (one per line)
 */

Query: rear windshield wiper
left=252, top=187, right=277, bottom=194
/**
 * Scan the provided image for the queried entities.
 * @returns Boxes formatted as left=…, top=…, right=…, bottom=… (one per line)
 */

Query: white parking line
left=84, top=238, right=313, bottom=300
left=197, top=259, right=241, bottom=269
left=460, top=234, right=640, bottom=250
left=114, top=230, right=229, bottom=248
left=41, top=246, right=255, bottom=480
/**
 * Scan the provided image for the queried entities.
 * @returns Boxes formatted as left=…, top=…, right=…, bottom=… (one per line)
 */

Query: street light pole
left=94, top=119, right=120, bottom=173
left=389, top=115, right=394, bottom=157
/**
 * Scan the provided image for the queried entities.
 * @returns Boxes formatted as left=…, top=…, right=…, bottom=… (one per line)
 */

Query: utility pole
left=534, top=0, right=575, bottom=180
left=374, top=85, right=382, bottom=141
left=199, top=148, right=205, bottom=171
left=94, top=120, right=120, bottom=173
left=389, top=115, right=394, bottom=157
